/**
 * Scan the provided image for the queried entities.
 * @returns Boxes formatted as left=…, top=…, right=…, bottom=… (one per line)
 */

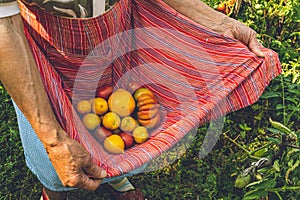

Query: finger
left=77, top=173, right=103, bottom=191
left=248, top=37, right=265, bottom=58
left=83, top=159, right=107, bottom=179
left=222, top=29, right=235, bottom=39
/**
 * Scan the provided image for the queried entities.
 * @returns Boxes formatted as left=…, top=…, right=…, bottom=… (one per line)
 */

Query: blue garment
left=12, top=101, right=146, bottom=191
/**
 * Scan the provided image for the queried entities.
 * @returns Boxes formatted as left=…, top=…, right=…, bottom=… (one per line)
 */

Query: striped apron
left=18, top=0, right=281, bottom=179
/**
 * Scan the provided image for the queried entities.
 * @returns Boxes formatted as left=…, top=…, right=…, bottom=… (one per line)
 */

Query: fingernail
left=255, top=49, right=265, bottom=58
left=258, top=52, right=265, bottom=58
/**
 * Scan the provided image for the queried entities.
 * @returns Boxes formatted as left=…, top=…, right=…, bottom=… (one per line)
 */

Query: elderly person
left=0, top=0, right=264, bottom=199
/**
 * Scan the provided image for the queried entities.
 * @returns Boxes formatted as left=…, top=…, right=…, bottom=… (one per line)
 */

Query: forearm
left=0, top=14, right=66, bottom=147
left=163, top=0, right=233, bottom=33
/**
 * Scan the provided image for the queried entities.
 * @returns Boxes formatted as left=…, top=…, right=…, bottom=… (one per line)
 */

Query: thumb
left=248, top=37, right=265, bottom=58
left=84, top=161, right=107, bottom=179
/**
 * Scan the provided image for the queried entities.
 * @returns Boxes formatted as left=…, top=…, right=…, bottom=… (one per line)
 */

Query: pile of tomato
left=75, top=83, right=161, bottom=154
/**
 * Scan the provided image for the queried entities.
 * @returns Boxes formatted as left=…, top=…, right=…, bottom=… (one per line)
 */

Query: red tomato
left=94, top=126, right=112, bottom=143
left=119, top=132, right=134, bottom=149
left=228, top=0, right=236, bottom=6
left=96, top=85, right=113, bottom=99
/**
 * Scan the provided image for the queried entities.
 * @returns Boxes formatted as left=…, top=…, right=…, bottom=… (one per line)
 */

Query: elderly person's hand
left=163, top=0, right=265, bottom=58
left=46, top=131, right=107, bottom=191
left=0, top=14, right=107, bottom=191
left=215, top=18, right=265, bottom=57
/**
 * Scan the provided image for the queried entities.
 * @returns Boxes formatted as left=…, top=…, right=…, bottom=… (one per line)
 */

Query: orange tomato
left=228, top=0, right=236, bottom=6
left=133, top=87, right=154, bottom=101
left=104, top=134, right=125, bottom=154
left=102, top=112, right=121, bottom=130
left=138, top=113, right=161, bottom=129
left=137, top=108, right=159, bottom=120
left=92, top=97, right=108, bottom=115
left=108, top=89, right=136, bottom=117
left=138, top=103, right=160, bottom=111
left=216, top=3, right=226, bottom=11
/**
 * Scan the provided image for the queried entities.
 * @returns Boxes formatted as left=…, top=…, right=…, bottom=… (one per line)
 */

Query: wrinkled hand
left=162, top=0, right=265, bottom=58
left=219, top=19, right=265, bottom=58
left=1, top=13, right=105, bottom=191
left=45, top=134, right=107, bottom=191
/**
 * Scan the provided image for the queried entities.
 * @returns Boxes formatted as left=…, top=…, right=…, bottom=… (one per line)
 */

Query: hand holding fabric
left=0, top=14, right=106, bottom=191
left=45, top=132, right=107, bottom=191
left=215, top=18, right=265, bottom=57
left=163, top=0, right=265, bottom=57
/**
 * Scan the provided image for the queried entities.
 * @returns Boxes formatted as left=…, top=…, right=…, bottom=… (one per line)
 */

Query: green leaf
left=243, top=180, right=276, bottom=199
left=243, top=189, right=268, bottom=200
left=287, top=148, right=300, bottom=156
left=246, top=179, right=277, bottom=190
left=266, top=127, right=286, bottom=136
left=273, top=160, right=280, bottom=172
left=239, top=124, right=252, bottom=131
left=245, top=180, right=265, bottom=188
left=286, top=89, right=300, bottom=95
left=276, top=104, right=285, bottom=110
left=285, top=97, right=299, bottom=104
left=266, top=136, right=281, bottom=144
left=269, top=118, right=293, bottom=134
left=292, top=73, right=299, bottom=84
left=260, top=92, right=281, bottom=99
left=288, top=159, right=294, bottom=167
left=235, top=174, right=251, bottom=188
left=253, top=148, right=269, bottom=157
left=290, top=31, right=300, bottom=36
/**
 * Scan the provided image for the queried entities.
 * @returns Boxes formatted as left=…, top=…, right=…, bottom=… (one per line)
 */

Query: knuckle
left=250, top=29, right=257, bottom=37
left=63, top=178, right=79, bottom=188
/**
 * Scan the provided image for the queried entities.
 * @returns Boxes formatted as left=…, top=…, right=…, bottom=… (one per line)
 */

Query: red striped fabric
left=18, top=0, right=281, bottom=177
